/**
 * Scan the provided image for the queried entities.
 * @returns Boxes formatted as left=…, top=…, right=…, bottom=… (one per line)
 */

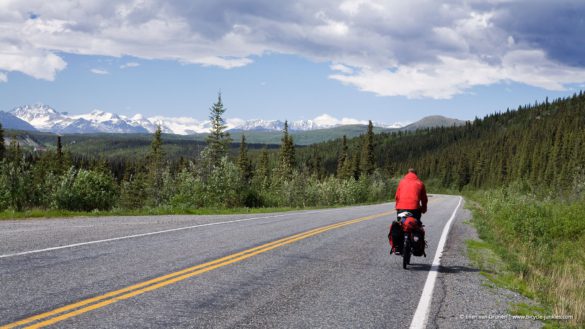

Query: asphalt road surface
left=1, top=195, right=463, bottom=328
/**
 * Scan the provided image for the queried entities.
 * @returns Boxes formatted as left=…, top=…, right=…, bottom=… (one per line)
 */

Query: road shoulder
left=427, top=199, right=543, bottom=329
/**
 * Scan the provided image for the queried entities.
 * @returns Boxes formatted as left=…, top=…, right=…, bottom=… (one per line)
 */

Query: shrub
left=54, top=168, right=118, bottom=211
left=119, top=171, right=148, bottom=210
left=204, top=157, right=244, bottom=208
left=169, top=168, right=205, bottom=209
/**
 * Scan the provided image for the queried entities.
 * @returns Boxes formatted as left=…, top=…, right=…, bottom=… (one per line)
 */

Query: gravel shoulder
left=428, top=199, right=543, bottom=329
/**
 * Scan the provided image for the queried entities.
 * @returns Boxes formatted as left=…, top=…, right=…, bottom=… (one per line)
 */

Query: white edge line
left=409, top=196, right=463, bottom=329
left=0, top=205, right=379, bottom=259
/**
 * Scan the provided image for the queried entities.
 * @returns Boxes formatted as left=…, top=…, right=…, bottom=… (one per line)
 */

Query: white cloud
left=330, top=63, right=354, bottom=74
left=148, top=115, right=209, bottom=134
left=313, top=114, right=367, bottom=126
left=0, top=72, right=6, bottom=82
left=90, top=68, right=109, bottom=75
left=120, top=62, right=140, bottom=69
left=0, top=1, right=584, bottom=98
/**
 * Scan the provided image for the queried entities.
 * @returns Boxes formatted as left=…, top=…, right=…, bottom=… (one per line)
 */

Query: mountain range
left=0, top=104, right=466, bottom=136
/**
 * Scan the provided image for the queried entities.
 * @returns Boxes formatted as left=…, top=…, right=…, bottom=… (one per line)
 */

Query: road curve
left=0, top=195, right=462, bottom=328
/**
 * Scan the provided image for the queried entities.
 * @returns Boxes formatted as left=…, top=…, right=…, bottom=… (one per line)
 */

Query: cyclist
left=395, top=168, right=428, bottom=225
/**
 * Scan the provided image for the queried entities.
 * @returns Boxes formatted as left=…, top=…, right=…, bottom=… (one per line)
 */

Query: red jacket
left=395, top=172, right=428, bottom=211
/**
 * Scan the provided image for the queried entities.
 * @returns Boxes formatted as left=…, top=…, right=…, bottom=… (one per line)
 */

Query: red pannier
left=402, top=217, right=426, bottom=257
left=388, top=216, right=426, bottom=257
left=402, top=216, right=420, bottom=233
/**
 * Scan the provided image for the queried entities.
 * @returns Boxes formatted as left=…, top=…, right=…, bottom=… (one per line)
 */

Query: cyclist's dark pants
left=396, top=209, right=423, bottom=224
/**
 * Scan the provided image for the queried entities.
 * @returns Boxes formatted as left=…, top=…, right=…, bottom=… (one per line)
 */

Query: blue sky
left=1, top=1, right=584, bottom=125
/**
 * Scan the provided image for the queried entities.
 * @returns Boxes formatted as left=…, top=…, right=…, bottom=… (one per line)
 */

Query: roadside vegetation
left=467, top=185, right=585, bottom=327
left=0, top=93, right=395, bottom=217
left=2, top=90, right=584, bottom=326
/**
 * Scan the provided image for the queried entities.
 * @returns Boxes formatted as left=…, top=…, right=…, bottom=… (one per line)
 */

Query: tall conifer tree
left=337, top=135, right=348, bottom=178
left=0, top=123, right=4, bottom=160
left=237, top=135, right=253, bottom=183
left=205, top=93, right=232, bottom=167
left=360, top=120, right=375, bottom=176
left=278, top=121, right=296, bottom=180
left=147, top=125, right=164, bottom=205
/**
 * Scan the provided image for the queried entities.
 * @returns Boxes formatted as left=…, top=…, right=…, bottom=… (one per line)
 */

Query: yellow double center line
left=2, top=211, right=392, bottom=329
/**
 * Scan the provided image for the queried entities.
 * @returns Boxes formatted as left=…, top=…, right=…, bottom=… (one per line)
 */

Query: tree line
left=2, top=91, right=583, bottom=213
left=0, top=93, right=393, bottom=212
left=299, top=92, right=585, bottom=197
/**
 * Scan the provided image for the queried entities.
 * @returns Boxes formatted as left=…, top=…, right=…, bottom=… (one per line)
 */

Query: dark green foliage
left=278, top=121, right=296, bottom=181
left=256, top=147, right=270, bottom=180
left=336, top=135, right=349, bottom=179
left=297, top=93, right=585, bottom=196
left=351, top=153, right=361, bottom=180
left=119, top=165, right=148, bottom=209
left=360, top=121, right=376, bottom=176
left=56, top=135, right=63, bottom=170
left=4, top=140, right=27, bottom=211
left=237, top=135, right=253, bottom=183
left=147, top=126, right=165, bottom=206
left=0, top=123, right=5, bottom=160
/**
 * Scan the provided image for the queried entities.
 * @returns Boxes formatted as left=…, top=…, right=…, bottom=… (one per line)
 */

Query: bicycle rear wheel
left=403, top=238, right=411, bottom=269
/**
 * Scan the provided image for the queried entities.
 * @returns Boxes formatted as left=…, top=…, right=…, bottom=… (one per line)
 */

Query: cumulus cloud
left=1, top=0, right=584, bottom=97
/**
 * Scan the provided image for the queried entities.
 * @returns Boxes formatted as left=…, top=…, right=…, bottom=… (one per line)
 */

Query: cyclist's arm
left=394, top=184, right=401, bottom=209
left=420, top=184, right=428, bottom=213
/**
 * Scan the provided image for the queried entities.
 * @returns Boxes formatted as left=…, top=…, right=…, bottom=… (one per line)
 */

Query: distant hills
left=401, top=115, right=466, bottom=131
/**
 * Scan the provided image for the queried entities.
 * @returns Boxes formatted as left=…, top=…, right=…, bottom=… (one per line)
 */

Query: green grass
left=0, top=206, right=310, bottom=220
left=0, top=198, right=393, bottom=220
left=466, top=186, right=585, bottom=328
left=466, top=239, right=536, bottom=299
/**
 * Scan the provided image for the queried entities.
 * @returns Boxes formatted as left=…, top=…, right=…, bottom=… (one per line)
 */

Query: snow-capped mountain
left=10, top=105, right=148, bottom=134
left=69, top=110, right=148, bottom=133
left=124, top=114, right=159, bottom=133
left=9, top=104, right=407, bottom=135
left=10, top=105, right=72, bottom=131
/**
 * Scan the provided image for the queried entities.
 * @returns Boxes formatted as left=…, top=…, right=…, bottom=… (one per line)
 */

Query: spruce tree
left=120, top=162, right=148, bottom=210
left=147, top=125, right=164, bottom=205
left=360, top=120, right=375, bottom=176
left=337, top=135, right=348, bottom=178
left=278, top=121, right=296, bottom=180
left=257, top=147, right=270, bottom=179
left=7, top=139, right=25, bottom=211
left=237, top=135, right=253, bottom=183
left=351, top=152, right=361, bottom=180
left=205, top=92, right=232, bottom=168
left=0, top=123, right=4, bottom=161
left=56, top=135, right=63, bottom=173
left=255, top=147, right=271, bottom=189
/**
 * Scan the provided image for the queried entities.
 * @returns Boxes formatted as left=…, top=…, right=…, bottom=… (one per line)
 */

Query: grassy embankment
left=0, top=197, right=395, bottom=220
left=0, top=207, right=305, bottom=220
left=465, top=185, right=585, bottom=328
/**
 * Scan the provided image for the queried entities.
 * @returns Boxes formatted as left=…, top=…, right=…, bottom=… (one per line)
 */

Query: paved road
left=0, top=195, right=462, bottom=328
